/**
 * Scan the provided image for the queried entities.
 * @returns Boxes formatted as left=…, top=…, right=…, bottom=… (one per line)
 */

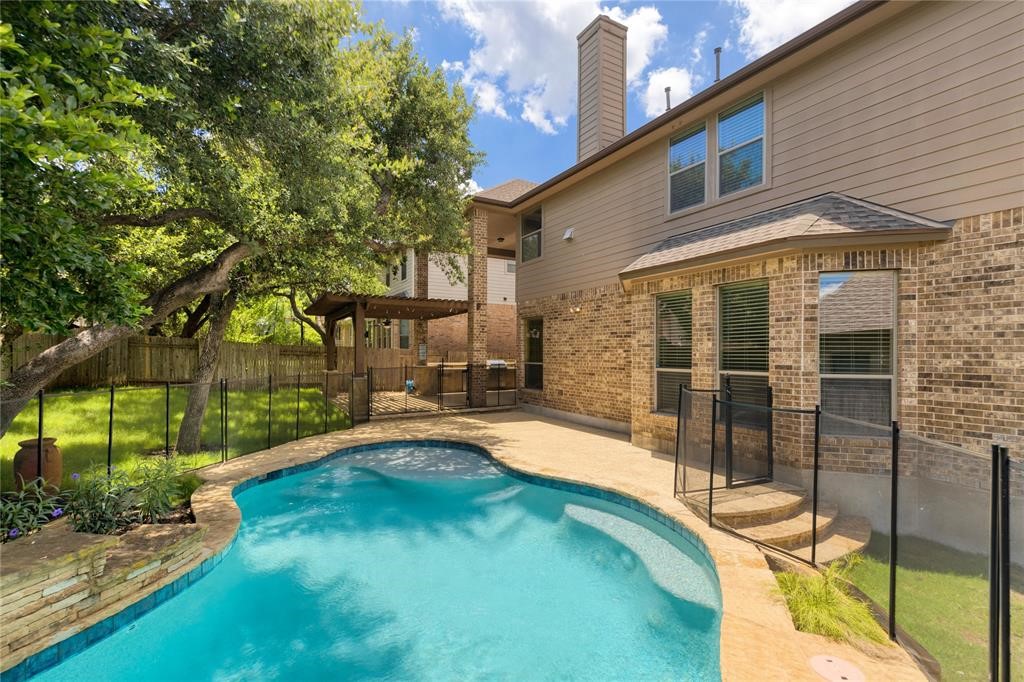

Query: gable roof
left=472, top=1, right=890, bottom=211
left=620, top=193, right=951, bottom=280
left=474, top=179, right=539, bottom=203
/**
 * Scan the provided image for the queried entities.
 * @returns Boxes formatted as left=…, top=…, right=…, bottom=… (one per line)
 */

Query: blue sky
left=362, top=1, right=853, bottom=191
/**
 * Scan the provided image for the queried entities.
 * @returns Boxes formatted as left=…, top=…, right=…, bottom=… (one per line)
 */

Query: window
left=819, top=271, right=896, bottom=434
left=718, top=94, right=764, bottom=197
left=366, top=319, right=393, bottom=349
left=399, top=319, right=410, bottom=349
left=655, top=291, right=693, bottom=413
left=506, top=261, right=516, bottom=274
left=521, top=208, right=542, bottom=262
left=400, top=255, right=407, bottom=281
left=719, top=279, right=769, bottom=426
left=669, top=126, right=706, bottom=212
left=385, top=271, right=391, bottom=287
left=524, top=318, right=543, bottom=389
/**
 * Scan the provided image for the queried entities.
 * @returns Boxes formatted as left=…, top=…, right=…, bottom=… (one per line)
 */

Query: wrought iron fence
left=365, top=363, right=518, bottom=417
left=2, top=373, right=353, bottom=491
left=675, top=383, right=1019, bottom=680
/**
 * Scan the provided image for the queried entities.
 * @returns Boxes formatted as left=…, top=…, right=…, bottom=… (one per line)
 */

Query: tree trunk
left=180, top=295, right=212, bottom=338
left=0, top=242, right=253, bottom=435
left=175, top=290, right=238, bottom=453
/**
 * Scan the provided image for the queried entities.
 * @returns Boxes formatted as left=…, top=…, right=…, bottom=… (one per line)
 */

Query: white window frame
left=667, top=124, right=708, bottom=216
left=520, top=207, right=543, bottom=264
left=818, top=270, right=898, bottom=428
left=716, top=93, right=766, bottom=199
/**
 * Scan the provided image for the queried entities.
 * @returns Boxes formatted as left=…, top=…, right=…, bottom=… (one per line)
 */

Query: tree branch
left=276, top=287, right=326, bottom=343
left=99, top=207, right=222, bottom=227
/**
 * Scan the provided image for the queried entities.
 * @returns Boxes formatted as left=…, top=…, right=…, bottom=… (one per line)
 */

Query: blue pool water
left=32, top=445, right=721, bottom=681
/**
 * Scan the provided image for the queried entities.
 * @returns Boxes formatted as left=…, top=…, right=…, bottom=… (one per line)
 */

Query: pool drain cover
left=809, top=655, right=864, bottom=682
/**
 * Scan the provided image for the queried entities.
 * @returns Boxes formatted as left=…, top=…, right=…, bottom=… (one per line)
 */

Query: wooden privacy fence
left=1, top=334, right=415, bottom=389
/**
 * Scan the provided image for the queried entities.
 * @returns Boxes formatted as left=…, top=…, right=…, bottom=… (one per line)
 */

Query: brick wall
left=517, top=282, right=632, bottom=425
left=522, top=207, right=1023, bottom=467
left=427, top=304, right=517, bottom=360
left=467, top=208, right=488, bottom=406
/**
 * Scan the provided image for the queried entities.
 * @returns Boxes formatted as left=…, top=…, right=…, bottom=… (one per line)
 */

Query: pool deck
left=188, top=409, right=925, bottom=681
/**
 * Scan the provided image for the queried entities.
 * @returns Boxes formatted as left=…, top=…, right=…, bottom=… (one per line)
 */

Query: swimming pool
left=30, top=443, right=722, bottom=680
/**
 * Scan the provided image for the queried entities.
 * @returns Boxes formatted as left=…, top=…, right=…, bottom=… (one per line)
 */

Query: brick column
left=467, top=207, right=489, bottom=407
left=414, top=249, right=429, bottom=363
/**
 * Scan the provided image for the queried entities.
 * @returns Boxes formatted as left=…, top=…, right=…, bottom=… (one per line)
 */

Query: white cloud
left=643, top=67, right=695, bottom=118
left=439, top=1, right=669, bottom=134
left=728, top=0, right=856, bottom=59
left=461, top=178, right=483, bottom=196
left=690, top=28, right=708, bottom=66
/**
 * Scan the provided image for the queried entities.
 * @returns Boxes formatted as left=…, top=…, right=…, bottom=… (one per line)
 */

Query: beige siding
left=519, top=1, right=1024, bottom=301
left=426, top=255, right=515, bottom=306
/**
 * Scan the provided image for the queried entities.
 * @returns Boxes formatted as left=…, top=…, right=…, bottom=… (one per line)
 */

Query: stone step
left=730, top=501, right=838, bottom=550
left=689, top=481, right=807, bottom=526
left=790, top=515, right=872, bottom=565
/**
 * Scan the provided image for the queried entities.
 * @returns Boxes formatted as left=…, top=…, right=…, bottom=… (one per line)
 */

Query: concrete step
left=731, top=501, right=838, bottom=550
left=689, top=481, right=807, bottom=526
left=790, top=515, right=872, bottom=564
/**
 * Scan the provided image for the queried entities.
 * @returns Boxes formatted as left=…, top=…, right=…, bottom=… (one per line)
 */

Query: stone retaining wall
left=0, top=521, right=207, bottom=672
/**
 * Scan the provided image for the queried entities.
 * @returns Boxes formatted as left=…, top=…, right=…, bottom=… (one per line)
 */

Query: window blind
left=718, top=94, right=764, bottom=196
left=656, top=291, right=692, bottom=413
left=669, top=127, right=706, bottom=212
left=719, top=279, right=769, bottom=373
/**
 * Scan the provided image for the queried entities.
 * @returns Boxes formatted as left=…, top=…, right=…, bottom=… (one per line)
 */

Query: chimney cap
left=577, top=14, right=628, bottom=41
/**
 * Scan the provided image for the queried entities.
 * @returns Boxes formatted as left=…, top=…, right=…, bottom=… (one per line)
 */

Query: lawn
left=848, top=533, right=1023, bottom=680
left=1, top=383, right=350, bottom=491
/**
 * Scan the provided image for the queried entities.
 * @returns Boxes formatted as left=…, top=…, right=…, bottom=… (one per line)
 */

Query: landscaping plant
left=64, top=468, right=139, bottom=535
left=1, top=478, right=63, bottom=542
left=775, top=555, right=888, bottom=646
left=135, top=458, right=184, bottom=523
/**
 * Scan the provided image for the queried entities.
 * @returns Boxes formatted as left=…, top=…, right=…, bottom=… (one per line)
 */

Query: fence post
left=323, top=373, right=328, bottom=434
left=437, top=361, right=443, bottom=411
left=998, top=445, right=1010, bottom=682
left=223, top=378, right=229, bottom=462
left=36, top=389, right=43, bottom=484
left=267, top=374, right=273, bottom=449
left=810, top=405, right=821, bottom=565
left=990, top=443, right=1000, bottom=679
left=107, top=384, right=114, bottom=476
left=766, top=385, right=774, bottom=480
left=888, top=419, right=900, bottom=640
left=295, top=372, right=301, bottom=441
left=674, top=383, right=684, bottom=497
left=724, top=375, right=733, bottom=489
left=708, top=394, right=718, bottom=527
left=165, top=381, right=170, bottom=458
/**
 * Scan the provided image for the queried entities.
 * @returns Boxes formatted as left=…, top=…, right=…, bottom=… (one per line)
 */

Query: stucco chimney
left=576, top=15, right=627, bottom=162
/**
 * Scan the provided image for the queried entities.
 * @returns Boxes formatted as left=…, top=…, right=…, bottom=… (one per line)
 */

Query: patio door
left=718, top=279, right=772, bottom=487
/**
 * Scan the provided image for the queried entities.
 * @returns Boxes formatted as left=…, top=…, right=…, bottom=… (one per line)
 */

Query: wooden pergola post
left=353, top=300, right=366, bottom=376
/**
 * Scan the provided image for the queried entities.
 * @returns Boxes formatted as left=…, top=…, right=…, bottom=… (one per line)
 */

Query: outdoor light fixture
left=562, top=227, right=575, bottom=241
left=497, top=236, right=505, bottom=243
left=569, top=305, right=582, bottom=314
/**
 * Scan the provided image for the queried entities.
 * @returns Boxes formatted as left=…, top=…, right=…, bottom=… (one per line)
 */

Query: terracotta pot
left=13, top=438, right=63, bottom=491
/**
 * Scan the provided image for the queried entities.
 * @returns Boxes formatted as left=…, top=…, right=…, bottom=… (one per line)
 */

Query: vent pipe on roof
left=664, top=86, right=671, bottom=112
left=714, top=46, right=722, bottom=82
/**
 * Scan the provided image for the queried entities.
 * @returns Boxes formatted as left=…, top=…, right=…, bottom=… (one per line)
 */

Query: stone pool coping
left=5, top=410, right=925, bottom=680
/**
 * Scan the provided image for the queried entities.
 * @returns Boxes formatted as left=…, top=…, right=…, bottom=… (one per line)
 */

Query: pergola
left=304, top=293, right=469, bottom=375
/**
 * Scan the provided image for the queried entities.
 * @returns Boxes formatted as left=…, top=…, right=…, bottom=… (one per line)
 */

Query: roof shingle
left=474, top=178, right=539, bottom=203
left=621, top=193, right=951, bottom=278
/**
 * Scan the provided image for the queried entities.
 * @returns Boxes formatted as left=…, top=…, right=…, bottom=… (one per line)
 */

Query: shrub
left=64, top=468, right=138, bottom=534
left=775, top=555, right=888, bottom=646
left=135, top=458, right=183, bottom=523
left=177, top=472, right=203, bottom=502
left=1, top=478, right=64, bottom=542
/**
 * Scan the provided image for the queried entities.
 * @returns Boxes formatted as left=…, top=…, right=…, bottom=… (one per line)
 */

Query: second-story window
left=718, top=93, right=765, bottom=197
left=668, top=125, right=706, bottom=212
left=400, top=255, right=407, bottom=280
left=521, top=208, right=542, bottom=262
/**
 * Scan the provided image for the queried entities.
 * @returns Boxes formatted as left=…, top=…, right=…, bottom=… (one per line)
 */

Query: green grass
left=1, top=384, right=350, bottom=491
left=848, top=533, right=1023, bottom=681
left=775, top=557, right=889, bottom=647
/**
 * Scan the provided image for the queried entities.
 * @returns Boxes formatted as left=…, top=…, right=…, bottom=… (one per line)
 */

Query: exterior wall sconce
left=569, top=305, right=582, bottom=314
left=562, top=227, right=575, bottom=241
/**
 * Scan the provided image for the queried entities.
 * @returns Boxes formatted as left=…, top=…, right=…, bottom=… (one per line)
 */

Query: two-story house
left=467, top=0, right=1023, bottom=470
